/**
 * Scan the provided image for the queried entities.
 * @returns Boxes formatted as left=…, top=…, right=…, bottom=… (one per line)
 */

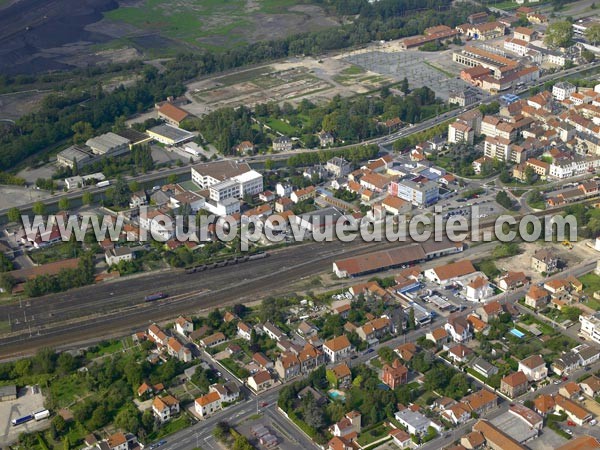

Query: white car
left=590, top=419, right=597, bottom=426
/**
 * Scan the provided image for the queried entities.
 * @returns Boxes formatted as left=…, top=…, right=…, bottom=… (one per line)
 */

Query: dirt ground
left=495, top=239, right=597, bottom=283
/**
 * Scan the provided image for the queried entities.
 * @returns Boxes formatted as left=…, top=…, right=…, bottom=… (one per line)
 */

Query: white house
left=394, top=408, right=443, bottom=436
left=323, top=335, right=352, bottom=363
left=175, top=316, right=194, bottom=336
left=152, top=395, right=180, bottom=422
left=248, top=371, right=273, bottom=393
left=518, top=355, right=548, bottom=381
left=195, top=391, right=222, bottom=418
left=237, top=322, right=252, bottom=341
left=445, top=316, right=471, bottom=343
left=465, top=276, right=493, bottom=302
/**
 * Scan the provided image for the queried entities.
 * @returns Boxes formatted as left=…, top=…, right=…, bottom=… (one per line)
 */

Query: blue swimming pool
left=329, top=391, right=346, bottom=401
left=509, top=328, right=525, bottom=339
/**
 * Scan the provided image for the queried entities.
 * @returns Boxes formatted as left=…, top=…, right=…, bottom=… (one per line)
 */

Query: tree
left=167, top=174, right=179, bottom=184
left=496, top=191, right=513, bottom=210
left=544, top=21, right=574, bottom=48
left=7, top=207, right=20, bottom=223
left=582, top=49, right=596, bottom=63
left=213, top=421, right=230, bottom=442
left=107, top=177, right=131, bottom=208
left=58, top=197, right=70, bottom=211
left=585, top=23, right=600, bottom=45
left=114, top=403, right=141, bottom=434
left=71, top=121, right=94, bottom=145
left=525, top=165, right=536, bottom=185
left=82, top=191, right=93, bottom=205
left=303, top=396, right=325, bottom=429
left=129, top=181, right=140, bottom=193
left=377, top=346, right=395, bottom=364
left=399, top=77, right=410, bottom=95
left=52, top=415, right=67, bottom=434
left=32, top=201, right=46, bottom=216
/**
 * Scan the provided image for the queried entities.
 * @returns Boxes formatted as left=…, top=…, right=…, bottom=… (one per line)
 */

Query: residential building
left=148, top=324, right=168, bottom=347
left=554, top=394, right=592, bottom=425
left=518, top=355, right=547, bottom=381
left=514, top=26, right=536, bottom=42
left=210, top=382, right=240, bottom=404
left=466, top=276, right=493, bottom=302
left=445, top=315, right=472, bottom=343
left=381, top=360, right=408, bottom=389
left=273, top=135, right=292, bottom=152
left=356, top=317, right=391, bottom=342
left=447, top=343, right=474, bottom=363
left=553, top=82, right=576, bottom=101
left=501, top=371, right=529, bottom=398
left=167, top=337, right=192, bottom=362
left=395, top=407, right=442, bottom=436
left=331, top=411, right=362, bottom=437
left=448, top=121, right=474, bottom=145
left=525, top=285, right=550, bottom=309
left=237, top=322, right=252, bottom=341
left=326, top=157, right=352, bottom=177
left=139, top=209, right=174, bottom=241
left=291, top=186, right=316, bottom=203
left=498, top=271, right=527, bottom=291
left=328, top=363, right=352, bottom=389
left=317, top=131, right=334, bottom=147
left=531, top=249, right=558, bottom=273
left=323, top=335, right=352, bottom=362
left=248, top=371, right=273, bottom=393
left=263, top=322, right=285, bottom=341
left=105, top=247, right=137, bottom=266
left=152, top=395, right=180, bottom=422
left=389, top=429, right=412, bottom=449
left=579, top=313, right=600, bottom=344
left=253, top=352, right=273, bottom=370
left=195, top=391, right=222, bottom=418
left=461, top=390, right=498, bottom=415
left=470, top=357, right=498, bottom=378
left=580, top=375, right=600, bottom=398
left=426, top=327, right=449, bottom=348
left=199, top=332, right=226, bottom=348
left=174, top=316, right=193, bottom=336
left=275, top=353, right=301, bottom=381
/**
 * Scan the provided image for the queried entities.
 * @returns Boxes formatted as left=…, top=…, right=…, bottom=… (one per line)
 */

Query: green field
left=104, top=0, right=334, bottom=51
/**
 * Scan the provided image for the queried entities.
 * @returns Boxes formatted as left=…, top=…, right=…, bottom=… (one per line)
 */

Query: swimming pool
left=329, top=390, right=346, bottom=401
left=509, top=328, right=525, bottom=339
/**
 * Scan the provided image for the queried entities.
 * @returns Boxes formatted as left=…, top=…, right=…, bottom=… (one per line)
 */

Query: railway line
left=0, top=198, right=595, bottom=360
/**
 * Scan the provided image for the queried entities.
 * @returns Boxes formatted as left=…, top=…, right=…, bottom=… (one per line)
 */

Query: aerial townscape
left=5, top=0, right=600, bottom=450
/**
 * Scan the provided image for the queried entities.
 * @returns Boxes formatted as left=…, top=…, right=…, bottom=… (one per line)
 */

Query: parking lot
left=342, top=49, right=482, bottom=101
left=0, top=386, right=47, bottom=447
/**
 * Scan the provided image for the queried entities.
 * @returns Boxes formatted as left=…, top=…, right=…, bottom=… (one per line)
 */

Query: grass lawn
left=28, top=242, right=83, bottom=265
left=357, top=423, right=390, bottom=447
left=581, top=273, right=600, bottom=296
left=148, top=415, right=192, bottom=441
left=265, top=118, right=298, bottom=136
left=85, top=339, right=124, bottom=359
left=49, top=373, right=90, bottom=407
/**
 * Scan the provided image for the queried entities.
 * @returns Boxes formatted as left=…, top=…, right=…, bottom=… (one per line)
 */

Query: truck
left=11, top=414, right=34, bottom=426
left=34, top=409, right=50, bottom=421
left=144, top=292, right=168, bottom=302
left=96, top=180, right=110, bottom=188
